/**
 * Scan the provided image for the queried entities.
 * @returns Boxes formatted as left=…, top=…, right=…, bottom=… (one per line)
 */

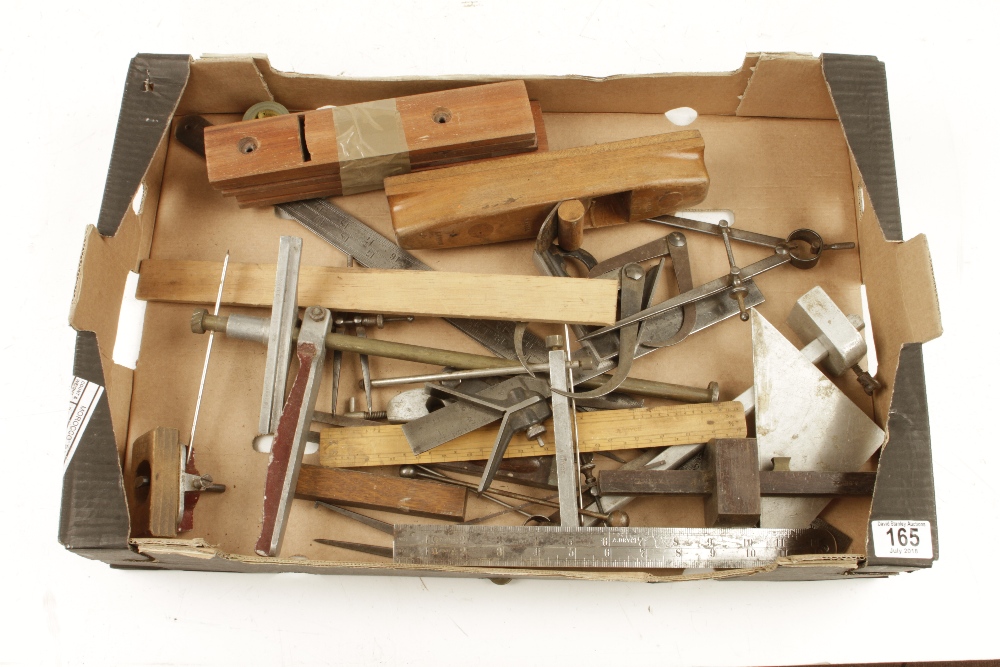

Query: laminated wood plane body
left=202, top=81, right=544, bottom=206
left=384, top=130, right=709, bottom=249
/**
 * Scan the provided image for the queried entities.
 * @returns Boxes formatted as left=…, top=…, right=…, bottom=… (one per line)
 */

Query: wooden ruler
left=136, top=259, right=618, bottom=326
left=319, top=402, right=746, bottom=468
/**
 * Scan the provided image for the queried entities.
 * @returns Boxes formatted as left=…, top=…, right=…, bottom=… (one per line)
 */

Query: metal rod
left=566, top=324, right=584, bottom=511
left=578, top=253, right=790, bottom=340
left=314, top=501, right=394, bottom=535
left=193, top=312, right=717, bottom=403
left=188, top=251, right=229, bottom=462
left=412, top=466, right=537, bottom=520
left=548, top=335, right=580, bottom=526
left=369, top=363, right=558, bottom=388
left=402, top=466, right=624, bottom=524
left=459, top=494, right=559, bottom=525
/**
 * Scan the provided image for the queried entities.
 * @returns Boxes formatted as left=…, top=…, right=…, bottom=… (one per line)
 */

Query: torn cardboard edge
left=188, top=52, right=839, bottom=118
left=63, top=52, right=940, bottom=579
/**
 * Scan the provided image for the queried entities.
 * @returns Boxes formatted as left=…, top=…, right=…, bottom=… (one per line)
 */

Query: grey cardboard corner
left=821, top=54, right=937, bottom=570
left=97, top=54, right=191, bottom=237
left=863, top=344, right=939, bottom=569
left=60, top=332, right=148, bottom=564
left=821, top=54, right=902, bottom=242
left=61, top=53, right=191, bottom=561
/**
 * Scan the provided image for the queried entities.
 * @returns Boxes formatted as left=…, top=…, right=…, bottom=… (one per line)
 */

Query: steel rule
left=393, top=525, right=838, bottom=569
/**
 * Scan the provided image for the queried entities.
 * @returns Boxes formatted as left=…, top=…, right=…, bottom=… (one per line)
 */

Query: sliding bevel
left=393, top=524, right=839, bottom=569
left=425, top=378, right=553, bottom=491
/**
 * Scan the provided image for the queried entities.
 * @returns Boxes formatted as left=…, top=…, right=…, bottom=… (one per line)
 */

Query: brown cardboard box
left=61, top=53, right=941, bottom=581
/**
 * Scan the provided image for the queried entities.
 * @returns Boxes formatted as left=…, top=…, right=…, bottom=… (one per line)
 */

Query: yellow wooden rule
left=319, top=401, right=746, bottom=468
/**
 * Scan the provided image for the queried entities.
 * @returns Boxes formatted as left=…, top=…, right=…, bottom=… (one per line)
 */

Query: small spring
left=345, top=410, right=387, bottom=420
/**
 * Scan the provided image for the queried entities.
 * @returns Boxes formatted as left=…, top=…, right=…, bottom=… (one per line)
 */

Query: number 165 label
left=872, top=520, right=933, bottom=559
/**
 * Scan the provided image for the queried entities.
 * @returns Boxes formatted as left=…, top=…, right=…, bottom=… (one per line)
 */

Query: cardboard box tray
left=61, top=53, right=941, bottom=581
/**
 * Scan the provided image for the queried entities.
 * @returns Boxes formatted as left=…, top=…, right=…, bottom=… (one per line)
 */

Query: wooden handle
left=557, top=199, right=586, bottom=250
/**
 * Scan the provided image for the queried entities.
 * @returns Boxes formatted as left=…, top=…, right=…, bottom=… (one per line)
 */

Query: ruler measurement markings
left=394, top=525, right=835, bottom=568
left=321, top=402, right=746, bottom=468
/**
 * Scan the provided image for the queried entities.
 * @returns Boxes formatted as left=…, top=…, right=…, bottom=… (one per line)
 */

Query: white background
left=2, top=2, right=995, bottom=665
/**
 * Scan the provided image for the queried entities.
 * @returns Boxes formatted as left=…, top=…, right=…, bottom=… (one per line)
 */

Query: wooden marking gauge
left=124, top=427, right=225, bottom=538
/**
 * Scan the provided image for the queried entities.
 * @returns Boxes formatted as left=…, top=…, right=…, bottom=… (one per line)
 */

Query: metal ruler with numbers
left=393, top=524, right=839, bottom=569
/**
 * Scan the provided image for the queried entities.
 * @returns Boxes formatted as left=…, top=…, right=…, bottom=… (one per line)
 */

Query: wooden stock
left=385, top=130, right=709, bottom=249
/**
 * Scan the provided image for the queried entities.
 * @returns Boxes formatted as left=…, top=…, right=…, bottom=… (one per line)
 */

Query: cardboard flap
left=253, top=54, right=759, bottom=115
left=856, top=185, right=942, bottom=424
left=896, top=234, right=944, bottom=342
left=736, top=53, right=838, bottom=119
left=59, top=332, right=133, bottom=553
left=176, top=55, right=273, bottom=114
left=70, top=226, right=134, bottom=354
left=69, top=220, right=141, bottom=447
